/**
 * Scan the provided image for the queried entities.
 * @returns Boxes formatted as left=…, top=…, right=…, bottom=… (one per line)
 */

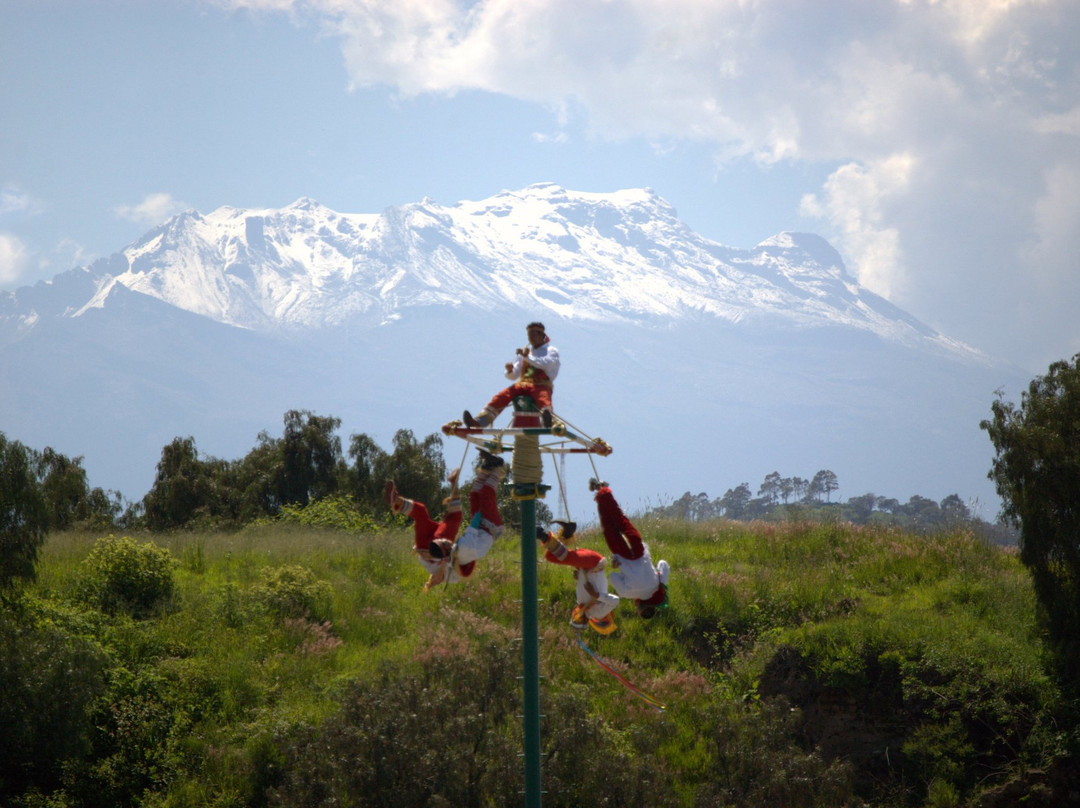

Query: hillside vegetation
left=4, top=515, right=1075, bottom=808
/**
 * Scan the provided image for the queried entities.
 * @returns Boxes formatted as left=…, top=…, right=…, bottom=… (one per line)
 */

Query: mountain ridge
left=3, top=184, right=985, bottom=363
left=0, top=184, right=1020, bottom=512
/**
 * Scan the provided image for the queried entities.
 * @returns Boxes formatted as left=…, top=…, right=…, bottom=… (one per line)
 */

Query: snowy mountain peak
left=2, top=186, right=982, bottom=360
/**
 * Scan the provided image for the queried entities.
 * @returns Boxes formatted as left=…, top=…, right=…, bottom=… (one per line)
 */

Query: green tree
left=982, top=354, right=1080, bottom=682
left=847, top=492, right=878, bottom=523
left=141, top=437, right=226, bottom=531
left=659, top=491, right=716, bottom=522
left=779, top=476, right=795, bottom=504
left=0, top=607, right=106, bottom=803
left=279, top=409, right=344, bottom=506
left=902, top=494, right=941, bottom=527
left=231, top=437, right=284, bottom=519
left=345, top=431, right=387, bottom=509
left=380, top=428, right=447, bottom=512
left=758, top=471, right=782, bottom=505
left=0, top=433, right=48, bottom=590
left=33, top=446, right=118, bottom=530
left=939, top=494, right=970, bottom=527
left=720, top=482, right=752, bottom=519
left=809, top=469, right=839, bottom=503
left=791, top=476, right=809, bottom=502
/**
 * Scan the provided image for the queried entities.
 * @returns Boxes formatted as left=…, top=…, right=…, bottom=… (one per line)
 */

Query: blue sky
left=2, top=0, right=1078, bottom=373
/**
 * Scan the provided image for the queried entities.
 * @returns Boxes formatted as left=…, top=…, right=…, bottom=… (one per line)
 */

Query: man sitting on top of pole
left=463, top=321, right=560, bottom=429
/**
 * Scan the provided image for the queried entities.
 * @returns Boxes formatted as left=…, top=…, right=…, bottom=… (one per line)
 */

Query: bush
left=0, top=603, right=106, bottom=804
left=251, top=565, right=333, bottom=622
left=267, top=642, right=677, bottom=808
left=693, top=698, right=855, bottom=807
left=67, top=666, right=183, bottom=808
left=276, top=495, right=381, bottom=532
left=77, top=536, right=176, bottom=618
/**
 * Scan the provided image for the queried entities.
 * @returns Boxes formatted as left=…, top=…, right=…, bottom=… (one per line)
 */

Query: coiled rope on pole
left=510, top=397, right=544, bottom=499
left=513, top=433, right=543, bottom=487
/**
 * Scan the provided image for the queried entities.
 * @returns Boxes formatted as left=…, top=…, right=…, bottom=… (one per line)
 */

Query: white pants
left=576, top=567, right=619, bottom=620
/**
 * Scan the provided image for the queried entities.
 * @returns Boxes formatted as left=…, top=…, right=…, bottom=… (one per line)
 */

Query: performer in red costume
left=385, top=451, right=506, bottom=592
left=591, top=479, right=670, bottom=618
left=537, top=520, right=619, bottom=635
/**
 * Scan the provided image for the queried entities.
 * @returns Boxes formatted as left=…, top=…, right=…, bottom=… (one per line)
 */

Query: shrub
left=67, top=666, right=182, bottom=808
left=267, top=645, right=522, bottom=807
left=266, top=642, right=676, bottom=808
left=77, top=536, right=176, bottom=618
left=0, top=604, right=106, bottom=804
left=693, top=698, right=855, bottom=807
left=276, top=495, right=381, bottom=533
left=251, top=565, right=333, bottom=622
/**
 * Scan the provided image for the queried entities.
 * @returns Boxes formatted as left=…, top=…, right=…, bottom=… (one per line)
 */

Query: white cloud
left=113, top=193, right=190, bottom=227
left=1, top=184, right=36, bottom=217
left=531, top=130, right=568, bottom=144
left=1026, top=160, right=1080, bottom=287
left=800, top=154, right=915, bottom=299
left=0, top=233, right=30, bottom=286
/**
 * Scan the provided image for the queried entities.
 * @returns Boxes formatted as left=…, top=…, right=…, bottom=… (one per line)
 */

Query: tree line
left=651, top=468, right=1011, bottom=538
left=1, top=409, right=539, bottom=589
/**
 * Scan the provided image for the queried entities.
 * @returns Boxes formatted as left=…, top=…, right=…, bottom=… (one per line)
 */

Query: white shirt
left=608, top=543, right=661, bottom=600
left=506, top=341, right=560, bottom=381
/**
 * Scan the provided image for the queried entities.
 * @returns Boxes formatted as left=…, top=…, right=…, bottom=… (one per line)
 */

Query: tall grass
left=16, top=515, right=1063, bottom=807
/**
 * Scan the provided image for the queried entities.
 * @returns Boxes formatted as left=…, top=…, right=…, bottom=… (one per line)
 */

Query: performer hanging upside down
left=463, top=321, right=560, bottom=429
left=538, top=520, right=619, bottom=635
left=591, top=479, right=670, bottom=618
left=385, top=450, right=506, bottom=592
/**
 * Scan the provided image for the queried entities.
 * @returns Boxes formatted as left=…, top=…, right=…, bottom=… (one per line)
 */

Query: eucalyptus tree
left=983, top=354, right=1080, bottom=682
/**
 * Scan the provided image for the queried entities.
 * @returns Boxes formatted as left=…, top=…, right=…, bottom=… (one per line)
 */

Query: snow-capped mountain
left=0, top=184, right=1022, bottom=515
left=9, top=183, right=976, bottom=358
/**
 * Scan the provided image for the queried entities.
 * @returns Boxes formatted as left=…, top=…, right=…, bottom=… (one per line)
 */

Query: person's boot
left=541, top=408, right=554, bottom=428
left=463, top=409, right=494, bottom=428
left=538, top=528, right=568, bottom=561
left=384, top=480, right=404, bottom=513
left=479, top=449, right=505, bottom=469
left=551, top=520, right=576, bottom=541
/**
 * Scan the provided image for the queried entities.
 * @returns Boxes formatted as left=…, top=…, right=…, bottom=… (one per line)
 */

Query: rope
left=553, top=410, right=603, bottom=479
left=457, top=440, right=471, bottom=476
left=549, top=450, right=571, bottom=521
left=576, top=638, right=667, bottom=712
left=558, top=453, right=569, bottom=520
left=511, top=397, right=544, bottom=486
left=512, top=433, right=543, bottom=485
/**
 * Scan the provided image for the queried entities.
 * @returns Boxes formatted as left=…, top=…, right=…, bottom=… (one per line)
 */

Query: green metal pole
left=520, top=496, right=542, bottom=808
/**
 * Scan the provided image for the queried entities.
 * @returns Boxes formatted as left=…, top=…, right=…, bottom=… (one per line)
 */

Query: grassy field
left=11, top=514, right=1068, bottom=808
